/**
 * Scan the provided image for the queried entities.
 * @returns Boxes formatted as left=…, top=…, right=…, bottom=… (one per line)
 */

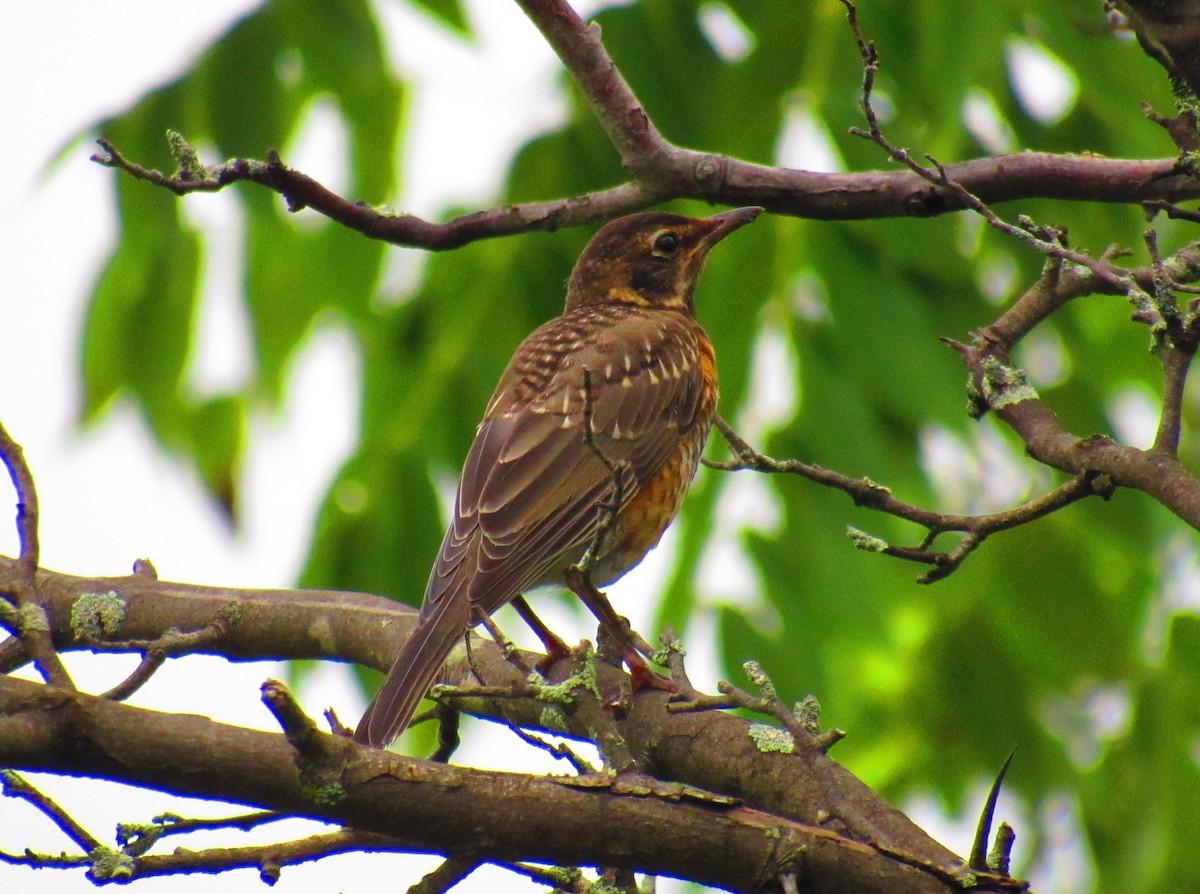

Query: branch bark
left=0, top=557, right=1015, bottom=891
left=90, top=0, right=1200, bottom=251
left=92, top=139, right=1200, bottom=252
left=0, top=648, right=1016, bottom=892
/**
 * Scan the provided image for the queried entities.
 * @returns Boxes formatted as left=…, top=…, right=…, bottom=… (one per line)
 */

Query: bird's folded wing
left=423, top=312, right=709, bottom=618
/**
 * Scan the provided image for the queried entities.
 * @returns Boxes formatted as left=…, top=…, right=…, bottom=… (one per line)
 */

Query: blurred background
left=2, top=1, right=1198, bottom=891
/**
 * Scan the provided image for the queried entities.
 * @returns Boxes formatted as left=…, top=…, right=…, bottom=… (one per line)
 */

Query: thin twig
left=1, top=770, right=101, bottom=853
left=840, top=0, right=1135, bottom=293
left=707, top=416, right=1102, bottom=582
left=506, top=724, right=596, bottom=775
left=115, top=828, right=411, bottom=883
left=92, top=614, right=233, bottom=701
left=472, top=605, right=532, bottom=676
left=407, top=855, right=480, bottom=894
left=0, top=423, right=71, bottom=688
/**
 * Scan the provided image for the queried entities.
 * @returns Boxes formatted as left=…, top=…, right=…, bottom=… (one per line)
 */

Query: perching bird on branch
left=355, top=206, right=762, bottom=748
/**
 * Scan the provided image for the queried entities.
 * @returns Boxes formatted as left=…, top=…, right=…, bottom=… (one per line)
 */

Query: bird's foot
left=625, top=651, right=679, bottom=693
left=533, top=635, right=574, bottom=676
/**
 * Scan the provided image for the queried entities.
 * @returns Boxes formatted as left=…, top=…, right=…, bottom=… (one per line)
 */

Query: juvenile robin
left=355, top=206, right=762, bottom=748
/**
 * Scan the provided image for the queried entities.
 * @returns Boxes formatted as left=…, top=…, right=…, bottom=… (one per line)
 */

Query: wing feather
left=442, top=308, right=710, bottom=615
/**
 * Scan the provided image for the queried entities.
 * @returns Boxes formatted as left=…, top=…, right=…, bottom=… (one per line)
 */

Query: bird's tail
left=354, top=593, right=472, bottom=749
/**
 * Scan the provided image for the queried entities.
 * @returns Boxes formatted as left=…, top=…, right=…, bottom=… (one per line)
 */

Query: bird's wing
left=356, top=309, right=712, bottom=748
left=424, top=308, right=712, bottom=618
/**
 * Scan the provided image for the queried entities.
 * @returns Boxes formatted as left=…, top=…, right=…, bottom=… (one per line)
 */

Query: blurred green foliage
left=86, top=0, right=1198, bottom=890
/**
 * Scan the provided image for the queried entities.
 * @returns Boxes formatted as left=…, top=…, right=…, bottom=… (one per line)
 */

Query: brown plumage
left=355, top=206, right=762, bottom=748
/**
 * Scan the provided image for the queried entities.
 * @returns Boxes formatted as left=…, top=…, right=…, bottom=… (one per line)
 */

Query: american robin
left=355, top=206, right=762, bottom=748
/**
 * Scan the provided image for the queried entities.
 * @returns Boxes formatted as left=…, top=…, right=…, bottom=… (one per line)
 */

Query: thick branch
left=0, top=557, right=967, bottom=875
left=513, top=0, right=668, bottom=176
left=0, top=675, right=1016, bottom=894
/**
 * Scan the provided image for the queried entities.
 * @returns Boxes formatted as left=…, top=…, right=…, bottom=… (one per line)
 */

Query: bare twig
left=119, top=810, right=283, bottom=847
left=407, top=856, right=480, bottom=894
left=832, top=0, right=1200, bottom=533
left=91, top=0, right=1200, bottom=258
left=93, top=133, right=1200, bottom=244
left=0, top=424, right=71, bottom=688
left=1145, top=199, right=1200, bottom=226
left=1, top=770, right=101, bottom=853
left=507, top=724, right=596, bottom=775
left=840, top=0, right=1137, bottom=293
left=261, top=679, right=348, bottom=771
left=472, top=605, right=533, bottom=677
left=96, top=613, right=233, bottom=701
left=122, top=827, right=412, bottom=883
left=707, top=416, right=1104, bottom=582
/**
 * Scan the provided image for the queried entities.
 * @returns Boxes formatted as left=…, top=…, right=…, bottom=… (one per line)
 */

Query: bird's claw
left=626, top=656, right=679, bottom=693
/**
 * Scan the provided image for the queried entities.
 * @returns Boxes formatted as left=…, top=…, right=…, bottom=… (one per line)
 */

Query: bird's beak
left=699, top=206, right=763, bottom=249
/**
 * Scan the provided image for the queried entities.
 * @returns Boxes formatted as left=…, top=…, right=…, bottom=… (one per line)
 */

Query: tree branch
left=89, top=0, right=1200, bottom=251
left=0, top=556, right=975, bottom=880
left=706, top=416, right=1103, bottom=583
left=0, top=674, right=1020, bottom=894
left=0, top=423, right=71, bottom=689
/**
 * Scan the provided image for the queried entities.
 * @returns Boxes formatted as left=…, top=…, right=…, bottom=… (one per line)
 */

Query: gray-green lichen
left=794, top=694, right=821, bottom=734
left=748, top=723, right=795, bottom=754
left=535, top=643, right=600, bottom=705
left=220, top=600, right=242, bottom=626
left=115, top=822, right=163, bottom=857
left=651, top=635, right=685, bottom=667
left=742, top=659, right=766, bottom=685
left=539, top=705, right=570, bottom=732
left=70, top=591, right=127, bottom=640
left=540, top=867, right=583, bottom=887
left=166, top=129, right=205, bottom=179
left=979, top=356, right=1038, bottom=411
left=586, top=883, right=630, bottom=894
left=861, top=477, right=891, bottom=495
left=306, top=781, right=346, bottom=808
left=742, top=660, right=777, bottom=700
left=89, top=846, right=134, bottom=881
left=846, top=526, right=888, bottom=553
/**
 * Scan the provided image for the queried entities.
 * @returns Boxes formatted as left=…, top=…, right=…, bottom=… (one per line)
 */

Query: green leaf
left=409, top=0, right=471, bottom=37
left=85, top=0, right=402, bottom=513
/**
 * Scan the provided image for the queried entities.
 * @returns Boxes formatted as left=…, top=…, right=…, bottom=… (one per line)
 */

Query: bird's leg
left=510, top=595, right=572, bottom=675
left=471, top=605, right=534, bottom=676
left=564, top=565, right=677, bottom=693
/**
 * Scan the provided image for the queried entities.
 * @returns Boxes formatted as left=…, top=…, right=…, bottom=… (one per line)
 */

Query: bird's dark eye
left=653, top=232, right=679, bottom=256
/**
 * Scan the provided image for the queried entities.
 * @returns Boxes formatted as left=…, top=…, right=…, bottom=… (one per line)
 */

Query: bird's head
left=564, top=206, right=762, bottom=314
